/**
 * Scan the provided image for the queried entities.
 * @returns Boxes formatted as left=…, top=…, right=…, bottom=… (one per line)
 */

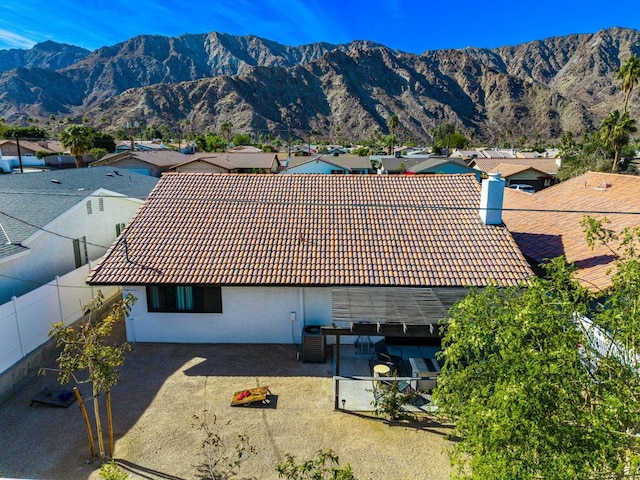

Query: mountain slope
left=0, top=41, right=89, bottom=73
left=0, top=28, right=638, bottom=142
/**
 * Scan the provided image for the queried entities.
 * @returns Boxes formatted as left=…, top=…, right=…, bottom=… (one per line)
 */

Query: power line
left=0, top=208, right=114, bottom=250
left=1, top=188, right=639, bottom=216
left=0, top=271, right=95, bottom=289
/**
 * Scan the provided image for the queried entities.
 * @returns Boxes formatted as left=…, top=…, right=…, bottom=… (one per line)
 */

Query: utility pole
left=15, top=135, right=24, bottom=173
left=125, top=118, right=139, bottom=152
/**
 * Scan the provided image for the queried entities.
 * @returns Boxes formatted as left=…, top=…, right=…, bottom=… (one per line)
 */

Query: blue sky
left=1, top=0, right=638, bottom=53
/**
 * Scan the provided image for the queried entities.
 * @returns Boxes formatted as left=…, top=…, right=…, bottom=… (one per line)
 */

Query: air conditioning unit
left=302, top=325, right=326, bottom=363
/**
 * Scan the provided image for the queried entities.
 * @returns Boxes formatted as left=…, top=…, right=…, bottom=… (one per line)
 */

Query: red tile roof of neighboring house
left=87, top=173, right=533, bottom=287
left=503, top=171, right=640, bottom=292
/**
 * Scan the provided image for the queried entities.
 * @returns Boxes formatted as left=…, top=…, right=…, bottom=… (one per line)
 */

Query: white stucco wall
left=123, top=285, right=333, bottom=344
left=0, top=191, right=143, bottom=304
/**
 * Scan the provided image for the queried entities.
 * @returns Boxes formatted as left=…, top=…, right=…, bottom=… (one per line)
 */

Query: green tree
left=0, top=124, right=48, bottom=140
left=615, top=55, right=640, bottom=113
left=557, top=129, right=611, bottom=180
left=45, top=292, right=136, bottom=458
left=599, top=109, right=637, bottom=172
left=431, top=123, right=471, bottom=154
left=380, top=134, right=396, bottom=156
left=435, top=221, right=640, bottom=479
left=90, top=148, right=108, bottom=160
left=90, top=130, right=116, bottom=154
left=220, top=121, right=233, bottom=148
left=59, top=124, right=95, bottom=168
left=386, top=114, right=399, bottom=154
left=232, top=133, right=251, bottom=147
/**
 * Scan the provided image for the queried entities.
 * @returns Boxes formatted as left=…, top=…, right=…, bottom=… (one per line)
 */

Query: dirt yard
left=0, top=339, right=455, bottom=480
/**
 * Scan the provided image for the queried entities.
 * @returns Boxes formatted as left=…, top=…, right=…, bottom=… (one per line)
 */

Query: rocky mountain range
left=0, top=27, right=638, bottom=143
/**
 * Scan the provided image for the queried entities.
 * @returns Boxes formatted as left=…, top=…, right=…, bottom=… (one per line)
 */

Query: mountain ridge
left=0, top=27, right=638, bottom=143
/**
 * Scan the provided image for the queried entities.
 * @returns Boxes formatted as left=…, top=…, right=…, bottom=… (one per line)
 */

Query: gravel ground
left=0, top=336, right=454, bottom=480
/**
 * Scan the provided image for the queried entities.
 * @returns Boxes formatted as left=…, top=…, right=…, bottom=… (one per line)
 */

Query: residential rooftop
left=87, top=173, right=533, bottom=287
left=503, top=171, right=640, bottom=291
left=0, top=167, right=158, bottom=260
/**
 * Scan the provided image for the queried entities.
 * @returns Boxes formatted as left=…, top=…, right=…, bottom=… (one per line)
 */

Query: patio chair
left=369, top=351, right=396, bottom=374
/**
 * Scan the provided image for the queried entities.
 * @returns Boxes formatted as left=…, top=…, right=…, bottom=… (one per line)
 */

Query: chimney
left=479, top=172, right=505, bottom=225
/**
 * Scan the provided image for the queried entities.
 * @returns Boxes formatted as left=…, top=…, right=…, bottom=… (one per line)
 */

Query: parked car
left=508, top=184, right=535, bottom=194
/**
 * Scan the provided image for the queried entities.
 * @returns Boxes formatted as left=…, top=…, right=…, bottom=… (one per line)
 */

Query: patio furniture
left=230, top=386, right=272, bottom=407
left=409, top=357, right=441, bottom=391
left=30, top=387, right=76, bottom=408
left=369, top=351, right=397, bottom=373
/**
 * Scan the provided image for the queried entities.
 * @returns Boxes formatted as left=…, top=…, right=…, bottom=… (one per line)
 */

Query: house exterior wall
left=0, top=192, right=143, bottom=304
left=285, top=161, right=349, bottom=174
left=122, top=285, right=333, bottom=344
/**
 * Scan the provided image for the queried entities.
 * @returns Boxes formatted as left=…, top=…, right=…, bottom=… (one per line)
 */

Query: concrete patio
left=0, top=335, right=453, bottom=480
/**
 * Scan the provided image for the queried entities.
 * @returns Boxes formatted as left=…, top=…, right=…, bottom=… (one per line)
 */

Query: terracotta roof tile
left=88, top=173, right=533, bottom=287
left=472, top=157, right=560, bottom=175
left=503, top=171, right=640, bottom=291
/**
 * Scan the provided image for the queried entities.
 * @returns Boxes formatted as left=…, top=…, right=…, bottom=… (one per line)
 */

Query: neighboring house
left=369, top=155, right=433, bottom=173
left=0, top=167, right=158, bottom=304
left=502, top=171, right=640, bottom=292
left=92, top=150, right=188, bottom=177
left=227, top=145, right=263, bottom=153
left=284, top=155, right=350, bottom=174
left=87, top=173, right=533, bottom=346
left=470, top=157, right=561, bottom=190
left=114, top=140, right=171, bottom=153
left=487, top=163, right=555, bottom=191
left=0, top=140, right=66, bottom=173
left=451, top=148, right=559, bottom=162
left=283, top=155, right=372, bottom=174
left=0, top=139, right=63, bottom=157
left=173, top=152, right=280, bottom=173
left=408, top=158, right=482, bottom=181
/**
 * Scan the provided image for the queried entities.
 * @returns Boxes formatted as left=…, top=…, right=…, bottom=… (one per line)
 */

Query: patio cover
left=323, top=287, right=465, bottom=337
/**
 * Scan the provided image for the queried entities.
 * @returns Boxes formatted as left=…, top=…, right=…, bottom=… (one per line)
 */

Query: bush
left=99, top=461, right=129, bottom=480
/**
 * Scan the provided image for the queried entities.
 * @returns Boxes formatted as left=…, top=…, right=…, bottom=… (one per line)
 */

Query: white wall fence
left=0, top=262, right=118, bottom=375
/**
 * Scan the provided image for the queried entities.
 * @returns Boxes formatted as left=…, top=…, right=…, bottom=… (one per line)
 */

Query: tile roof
left=471, top=157, right=560, bottom=175
left=97, top=150, right=188, bottom=168
left=488, top=163, right=548, bottom=178
left=0, top=167, right=158, bottom=259
left=503, top=171, right=640, bottom=291
left=87, top=173, right=533, bottom=287
left=0, top=139, right=63, bottom=154
left=182, top=152, right=278, bottom=170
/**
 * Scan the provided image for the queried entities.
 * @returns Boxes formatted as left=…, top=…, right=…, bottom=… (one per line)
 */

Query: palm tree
left=599, top=110, right=637, bottom=172
left=387, top=114, right=399, bottom=155
left=220, top=121, right=233, bottom=148
left=615, top=55, right=640, bottom=113
left=59, top=124, right=94, bottom=168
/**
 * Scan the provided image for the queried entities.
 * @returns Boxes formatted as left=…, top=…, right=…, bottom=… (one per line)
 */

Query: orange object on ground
left=230, top=386, right=271, bottom=406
